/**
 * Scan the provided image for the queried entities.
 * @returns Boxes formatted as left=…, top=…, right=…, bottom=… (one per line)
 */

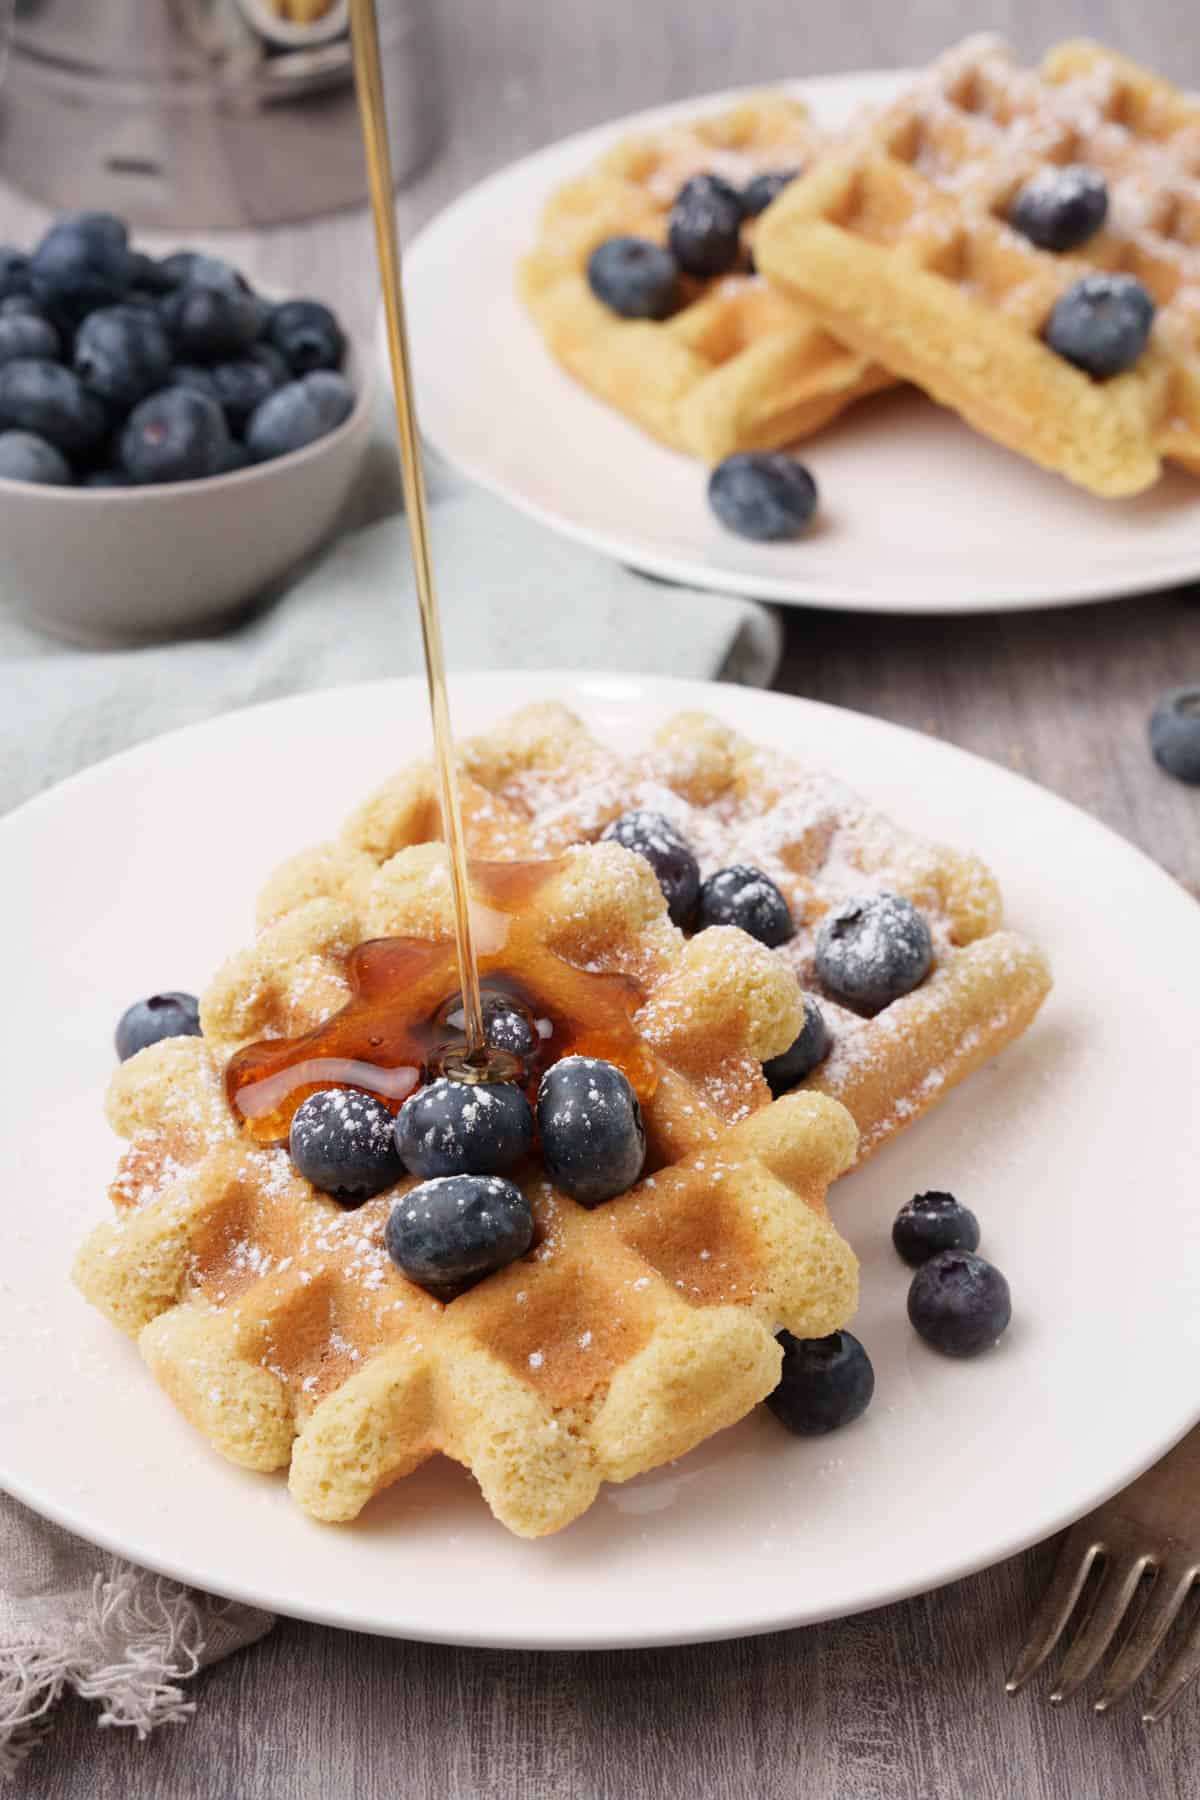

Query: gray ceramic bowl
left=0, top=342, right=375, bottom=645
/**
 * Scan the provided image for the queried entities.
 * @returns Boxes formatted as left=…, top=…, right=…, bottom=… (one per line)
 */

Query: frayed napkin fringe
left=0, top=1565, right=205, bottom=1780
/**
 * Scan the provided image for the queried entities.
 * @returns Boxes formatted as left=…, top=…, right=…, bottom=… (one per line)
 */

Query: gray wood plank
left=4, top=1, right=1199, bottom=1794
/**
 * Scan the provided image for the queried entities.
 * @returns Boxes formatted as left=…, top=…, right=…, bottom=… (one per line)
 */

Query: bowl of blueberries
left=0, top=210, right=374, bottom=643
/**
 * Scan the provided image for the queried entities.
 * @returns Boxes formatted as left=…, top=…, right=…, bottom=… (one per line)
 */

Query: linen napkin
left=0, top=478, right=781, bottom=1777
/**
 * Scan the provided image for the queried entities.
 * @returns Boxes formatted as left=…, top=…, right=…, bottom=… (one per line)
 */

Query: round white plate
left=402, top=72, right=1200, bottom=614
left=3, top=672, right=1199, bottom=1648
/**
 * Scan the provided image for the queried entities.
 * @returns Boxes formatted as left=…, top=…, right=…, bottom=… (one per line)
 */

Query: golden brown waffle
left=755, top=36, right=1200, bottom=497
left=75, top=835, right=861, bottom=1538
left=519, top=93, right=891, bottom=460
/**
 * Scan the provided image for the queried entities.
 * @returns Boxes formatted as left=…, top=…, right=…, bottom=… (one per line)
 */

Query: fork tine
left=1143, top=1598, right=1200, bottom=1724
left=1006, top=1524, right=1103, bottom=1695
left=1049, top=1552, right=1152, bottom=1703
left=1094, top=1561, right=1196, bottom=1713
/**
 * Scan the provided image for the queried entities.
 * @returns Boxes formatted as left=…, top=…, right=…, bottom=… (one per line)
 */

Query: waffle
left=755, top=36, right=1200, bottom=497
left=75, top=834, right=861, bottom=1539
left=519, top=93, right=891, bottom=460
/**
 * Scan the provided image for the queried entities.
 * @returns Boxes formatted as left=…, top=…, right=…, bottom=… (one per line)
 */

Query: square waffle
left=519, top=92, right=891, bottom=460
left=75, top=834, right=861, bottom=1539
left=755, top=37, right=1200, bottom=497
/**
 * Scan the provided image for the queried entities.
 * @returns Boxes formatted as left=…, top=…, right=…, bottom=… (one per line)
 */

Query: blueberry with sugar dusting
left=908, top=1249, right=1011, bottom=1356
left=763, top=993, right=831, bottom=1096
left=1149, top=686, right=1200, bottom=784
left=436, top=989, right=540, bottom=1071
left=115, top=991, right=202, bottom=1061
left=708, top=451, right=818, bottom=541
left=385, top=1173, right=534, bottom=1298
left=814, top=891, right=932, bottom=1014
left=395, top=1076, right=534, bottom=1179
left=741, top=168, right=800, bottom=217
left=587, top=236, right=681, bottom=320
left=536, top=1055, right=645, bottom=1207
left=892, top=1191, right=980, bottom=1268
left=601, top=808, right=700, bottom=926
left=668, top=174, right=744, bottom=277
left=1009, top=165, right=1108, bottom=254
left=290, top=1087, right=405, bottom=1205
left=766, top=1329, right=875, bottom=1435
left=1043, top=273, right=1154, bottom=379
left=696, top=863, right=795, bottom=947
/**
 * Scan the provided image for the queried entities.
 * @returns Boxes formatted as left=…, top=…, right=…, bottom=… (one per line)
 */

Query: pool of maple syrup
left=226, top=860, right=659, bottom=1146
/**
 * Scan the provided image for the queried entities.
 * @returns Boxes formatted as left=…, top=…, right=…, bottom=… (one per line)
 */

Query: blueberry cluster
left=0, top=213, right=352, bottom=488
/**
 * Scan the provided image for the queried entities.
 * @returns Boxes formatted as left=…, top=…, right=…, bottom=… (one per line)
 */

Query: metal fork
left=1006, top=1424, right=1200, bottom=1721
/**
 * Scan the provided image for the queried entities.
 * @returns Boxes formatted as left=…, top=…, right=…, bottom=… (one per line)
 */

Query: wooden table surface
left=5, top=3, right=1200, bottom=1795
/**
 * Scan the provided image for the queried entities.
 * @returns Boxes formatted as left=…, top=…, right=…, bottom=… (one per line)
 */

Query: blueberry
left=82, top=466, right=135, bottom=488
left=668, top=174, right=744, bottom=277
left=0, top=430, right=73, bottom=485
left=30, top=213, right=131, bottom=322
left=814, top=891, right=933, bottom=1014
left=221, top=439, right=252, bottom=474
left=696, top=863, right=795, bottom=946
left=245, top=371, right=354, bottom=461
left=115, top=991, right=201, bottom=1061
left=289, top=1087, right=405, bottom=1204
left=266, top=299, right=345, bottom=374
left=741, top=169, right=799, bottom=217
left=169, top=363, right=222, bottom=404
left=601, top=808, right=700, bottom=925
left=164, top=252, right=251, bottom=299
left=207, top=343, right=289, bottom=430
left=766, top=1329, right=875, bottom=1435
left=0, top=360, right=107, bottom=458
left=1149, top=686, right=1200, bottom=784
left=1044, top=274, right=1154, bottom=379
left=708, top=451, right=818, bottom=541
left=892, top=1191, right=981, bottom=1268
left=0, top=247, right=30, bottom=301
left=395, top=1076, right=534, bottom=1179
left=436, top=989, right=541, bottom=1070
left=163, top=278, right=260, bottom=360
left=157, top=251, right=205, bottom=288
left=126, top=251, right=176, bottom=297
left=119, top=388, right=232, bottom=484
left=586, top=236, right=681, bottom=321
left=385, top=1173, right=534, bottom=1298
left=1009, top=165, right=1108, bottom=253
left=907, top=1249, right=1012, bottom=1356
left=0, top=313, right=60, bottom=365
left=1, top=295, right=45, bottom=319
left=74, top=305, right=173, bottom=410
left=536, top=1055, right=645, bottom=1207
left=763, top=994, right=831, bottom=1096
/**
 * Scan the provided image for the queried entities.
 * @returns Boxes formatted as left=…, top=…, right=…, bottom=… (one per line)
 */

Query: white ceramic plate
left=402, top=72, right=1200, bottom=614
left=3, top=672, right=1199, bottom=1648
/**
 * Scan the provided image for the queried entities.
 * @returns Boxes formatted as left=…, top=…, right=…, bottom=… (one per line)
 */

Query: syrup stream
left=349, top=0, right=487, bottom=1063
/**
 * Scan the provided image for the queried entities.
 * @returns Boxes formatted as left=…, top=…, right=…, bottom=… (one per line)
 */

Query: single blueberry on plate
left=119, top=387, right=231, bottom=484
left=0, top=359, right=107, bottom=457
left=814, top=891, right=933, bottom=1014
left=696, top=863, right=795, bottom=946
left=207, top=343, right=290, bottom=431
left=708, top=451, right=818, bottom=541
left=1009, top=164, right=1108, bottom=253
left=763, top=993, right=831, bottom=1096
left=908, top=1249, right=1012, bottom=1356
left=266, top=298, right=345, bottom=374
left=601, top=808, right=700, bottom=926
left=0, top=430, right=73, bottom=485
left=766, top=1329, right=875, bottom=1434
left=289, top=1088, right=404, bottom=1204
left=245, top=371, right=354, bottom=461
left=0, top=313, right=60, bottom=366
left=892, top=1191, right=981, bottom=1268
left=29, top=213, right=131, bottom=321
left=1149, top=686, right=1200, bottom=784
left=1044, top=273, right=1154, bottom=379
left=74, top=304, right=173, bottom=409
left=741, top=168, right=799, bottom=216
left=115, top=991, right=201, bottom=1061
left=395, top=1077, right=535, bottom=1179
left=163, top=278, right=260, bottom=359
left=536, top=1055, right=646, bottom=1207
left=586, top=236, right=681, bottom=321
left=385, top=1173, right=534, bottom=1298
left=668, top=173, right=744, bottom=276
